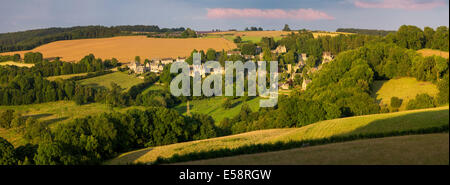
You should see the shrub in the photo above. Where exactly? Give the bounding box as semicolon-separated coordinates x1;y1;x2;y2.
0;137;17;165
406;93;436;110
390;97;402;108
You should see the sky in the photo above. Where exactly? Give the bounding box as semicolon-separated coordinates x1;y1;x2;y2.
0;0;448;33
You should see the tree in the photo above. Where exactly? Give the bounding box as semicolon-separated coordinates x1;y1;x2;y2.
181;28;197;38
0;109;15;128
135;56;141;63
260;37;276;50
241;43;257;55
282;24;291;31
432;26;449;51
0;137;17;165
423;27;435;48
390;97;402;109
222;98;233;109
206;48;217;61
395;25;425;50
233;36;242;43
406;93;436;110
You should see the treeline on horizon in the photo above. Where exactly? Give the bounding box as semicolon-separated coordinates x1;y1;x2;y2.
0;25;185;53
336;28;396;36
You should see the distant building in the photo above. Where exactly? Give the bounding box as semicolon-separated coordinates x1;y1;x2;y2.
271;45;287;54
161;58;174;65
128;61;148;74
302;79;312;91
298;53;308;65
176;57;186;63
255;46;262;55
227;50;241;56
322;52;334;64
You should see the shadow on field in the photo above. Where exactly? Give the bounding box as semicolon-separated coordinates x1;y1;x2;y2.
370;80;387;104
42;117;69;125
22;113;53;120
343;109;449;136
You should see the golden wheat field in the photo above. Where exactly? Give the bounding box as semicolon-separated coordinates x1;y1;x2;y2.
417;49;449;59
0;36;237;63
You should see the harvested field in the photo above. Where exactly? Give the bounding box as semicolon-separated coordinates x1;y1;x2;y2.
417;49;449;59
0;36;236;63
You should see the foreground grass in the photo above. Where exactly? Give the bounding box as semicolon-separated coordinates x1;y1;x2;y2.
0;100;145;146
78;71;143;90
177;133;449;165
106;106;449;165
372;77;439;110
174;97;261;123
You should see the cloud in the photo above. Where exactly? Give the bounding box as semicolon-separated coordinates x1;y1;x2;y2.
354;0;446;10
206;8;335;20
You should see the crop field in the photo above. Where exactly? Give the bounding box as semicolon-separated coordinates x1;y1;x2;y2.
372;77;439;110
106;106;449;164
174;96;261;123
0;36;237;63
178;133;449;165
77;72;143;90
0;61;35;68
417;49;449;59
0;100;145;146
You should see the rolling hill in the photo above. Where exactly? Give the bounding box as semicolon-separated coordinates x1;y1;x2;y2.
106;106;449;165
177;133;449;165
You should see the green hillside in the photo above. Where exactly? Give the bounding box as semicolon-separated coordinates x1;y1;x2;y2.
107;106;449;165
78;72;143;90
178;133;449;165
372;77;439;110
174;97;261;123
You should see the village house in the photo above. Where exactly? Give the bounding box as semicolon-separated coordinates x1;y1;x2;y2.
161;58;174;65
227;50;241;56
128;61;148;74
255;46;262;55
271;45;287;54
302;78;312;91
176;57;186;62
322;51;334;64
298;53;308;65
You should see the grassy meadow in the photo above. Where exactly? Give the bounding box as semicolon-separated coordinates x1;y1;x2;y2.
372;77;439;110
106;105;449;165
178;133;449;165
77;72;143;90
174;96;261;123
